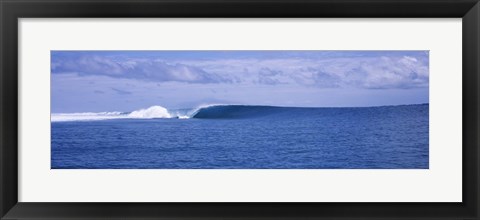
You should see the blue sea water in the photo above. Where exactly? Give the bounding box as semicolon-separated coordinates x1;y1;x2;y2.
51;104;429;169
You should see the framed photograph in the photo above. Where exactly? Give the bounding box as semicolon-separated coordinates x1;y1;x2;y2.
1;0;479;219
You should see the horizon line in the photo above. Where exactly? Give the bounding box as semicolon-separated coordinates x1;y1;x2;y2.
51;102;429;114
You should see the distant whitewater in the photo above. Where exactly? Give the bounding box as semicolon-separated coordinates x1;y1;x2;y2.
51;104;427;122
51;105;207;122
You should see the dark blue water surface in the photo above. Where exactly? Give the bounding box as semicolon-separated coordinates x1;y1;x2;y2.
51;104;429;169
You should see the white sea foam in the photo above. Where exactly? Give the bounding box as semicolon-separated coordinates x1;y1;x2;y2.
128;106;172;119
51;111;127;122
51;104;223;122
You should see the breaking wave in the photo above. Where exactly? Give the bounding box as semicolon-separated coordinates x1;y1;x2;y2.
51;104;219;122
51;103;429;122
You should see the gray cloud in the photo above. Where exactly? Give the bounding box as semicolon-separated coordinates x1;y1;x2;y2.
184;56;429;89
257;68;285;85
111;88;132;95
52;56;230;84
52;54;428;90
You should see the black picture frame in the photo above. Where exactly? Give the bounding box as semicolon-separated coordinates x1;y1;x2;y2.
1;0;479;219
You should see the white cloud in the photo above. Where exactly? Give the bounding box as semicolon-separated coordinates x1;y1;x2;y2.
52;56;230;84
181;55;429;89
52;53;429;89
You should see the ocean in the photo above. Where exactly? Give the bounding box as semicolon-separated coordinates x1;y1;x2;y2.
51;104;429;169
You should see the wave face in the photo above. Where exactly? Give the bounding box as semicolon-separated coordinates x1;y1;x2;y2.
51;104;428;122
191;105;289;119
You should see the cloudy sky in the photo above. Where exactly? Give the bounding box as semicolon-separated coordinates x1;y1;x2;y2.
51;51;429;113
